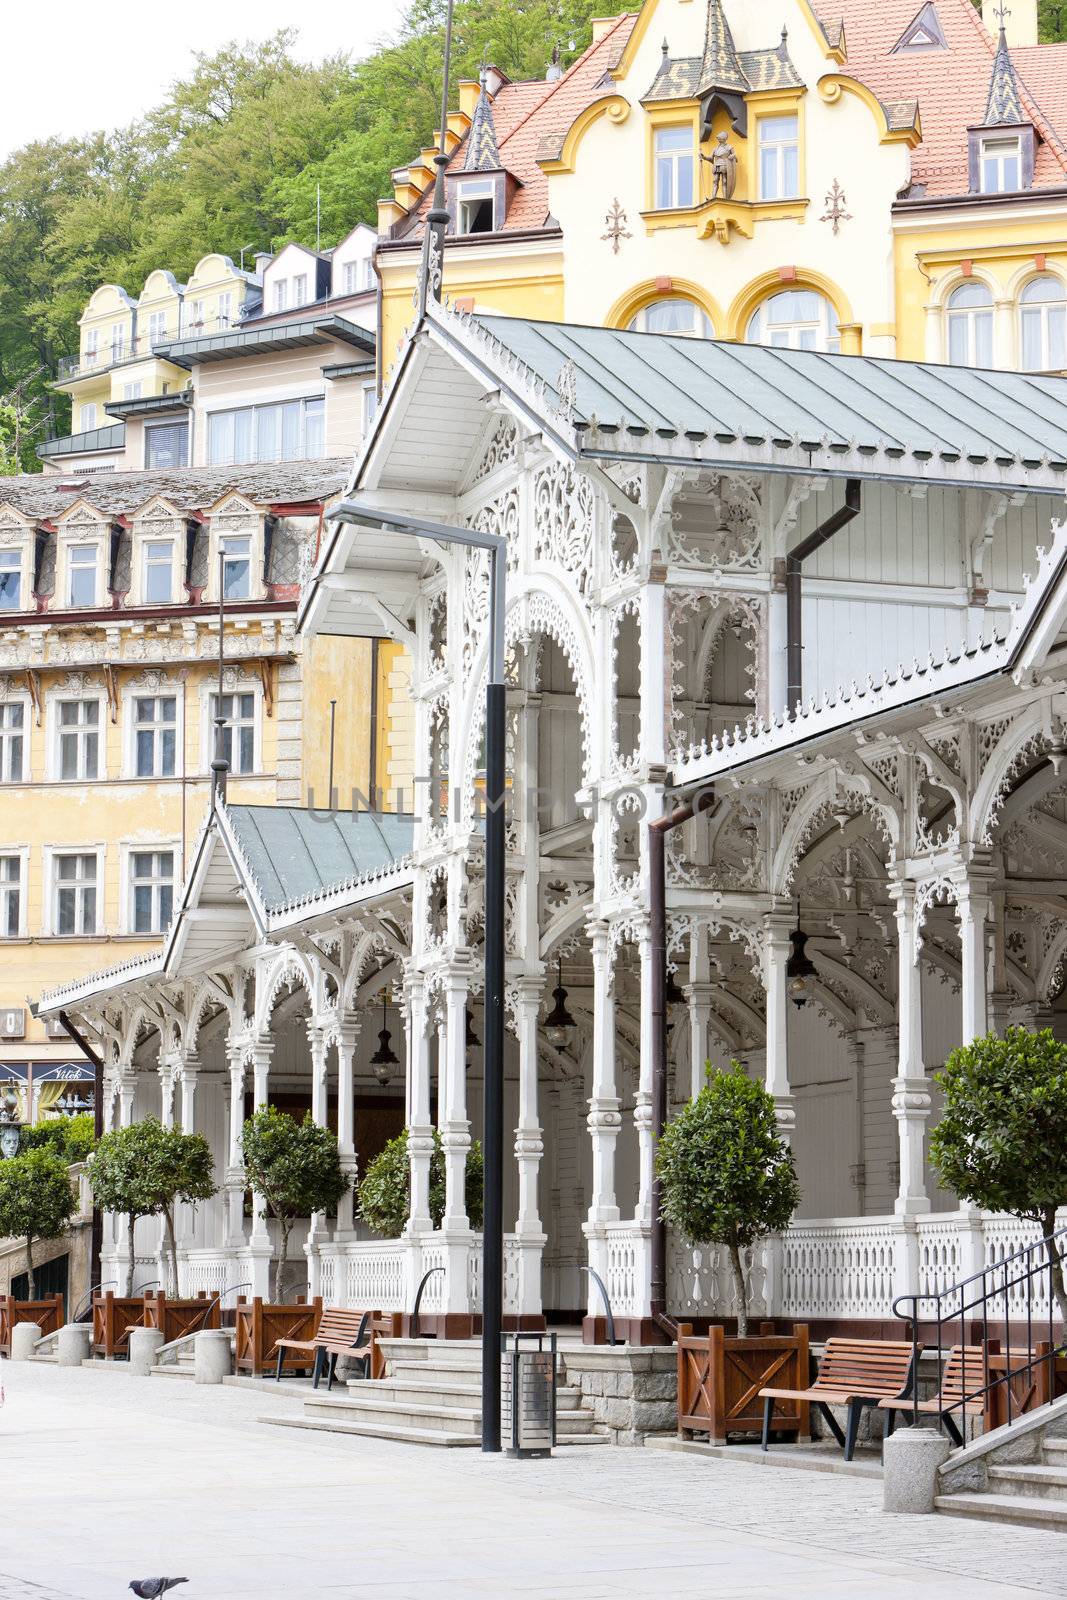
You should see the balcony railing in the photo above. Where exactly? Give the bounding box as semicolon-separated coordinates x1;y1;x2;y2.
56;311;238;380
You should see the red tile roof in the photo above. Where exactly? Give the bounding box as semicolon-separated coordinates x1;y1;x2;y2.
399;13;638;237
831;0;1067;195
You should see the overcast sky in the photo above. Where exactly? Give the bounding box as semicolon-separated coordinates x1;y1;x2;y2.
0;2;410;160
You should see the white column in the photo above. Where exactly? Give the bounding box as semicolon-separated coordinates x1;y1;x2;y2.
335;1022;359;1236
513;976;546;1318
440;968;471;1232
307;1027;330;1248
958;880;992;1045
640;579;667;767
118;1071;136;1127
890;883;931;1218
175;1054;200;1268
114;1070;137;1290
586;922;621;1227
405;977;434;1234
762;914;795;1139
249;1041;272;1251
225;1047;247;1247
159;1056;176;1130
635;922;655;1223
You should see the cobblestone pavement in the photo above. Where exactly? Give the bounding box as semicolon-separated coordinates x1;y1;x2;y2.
2;1360;1065;1599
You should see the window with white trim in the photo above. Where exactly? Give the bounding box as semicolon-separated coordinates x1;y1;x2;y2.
747;289;840;352
947;281;993;366
654;126;694;209
143;539;174;604
456;179;496;234
981;135;1021;194
148;310;167;345
344;259;375;294
362;382;378;434
220;537;252;600
217;291;233;330
53;853;98;935
0;549;21;610
67;544;98;607
0;703;25;782
134;695;177;777
144;422;189;471
80;403;98;432
758;114;800;200
210;691;255;774
629;299;713;338
57;700;100;780
122;381;143;401
292;273;308;305
0;856;21;938
110;322;126;362
129;849;174;934
184;298;205;334
84;328;99;365
273;278;288;312
1019;276;1067;372
206;397;325;465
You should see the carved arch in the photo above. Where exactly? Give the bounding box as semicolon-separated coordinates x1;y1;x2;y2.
971;705;1049;847
254;949;316;1033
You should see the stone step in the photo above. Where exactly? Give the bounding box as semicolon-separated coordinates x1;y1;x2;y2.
1043;1437;1067;1462
261;1413;479;1448
304;1391;602;1438
935;1491;1067;1529
150;1364;195;1381
362;1375;583;1410
987;1462;1067;1500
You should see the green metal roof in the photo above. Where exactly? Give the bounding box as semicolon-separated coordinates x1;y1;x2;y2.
157;314;375;367
225;804;414;913
104;391;191;420
440;310;1067;490
37;423;125;459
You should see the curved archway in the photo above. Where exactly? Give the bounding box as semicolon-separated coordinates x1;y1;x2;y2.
606;278;723;339
727;269;855;347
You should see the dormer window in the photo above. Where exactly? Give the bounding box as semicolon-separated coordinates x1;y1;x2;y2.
292;273;308;305
221;536;252;600
144;540;174;603
68;544;98;607
0;549;20;610
981;134;1022;193
457;179;495;234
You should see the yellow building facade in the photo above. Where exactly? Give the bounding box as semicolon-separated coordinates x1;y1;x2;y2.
376;0;1067;383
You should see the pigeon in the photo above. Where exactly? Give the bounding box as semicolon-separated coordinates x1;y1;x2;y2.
129;1582;189;1599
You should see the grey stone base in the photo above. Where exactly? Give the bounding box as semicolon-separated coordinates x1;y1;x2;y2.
563;1348;677;1446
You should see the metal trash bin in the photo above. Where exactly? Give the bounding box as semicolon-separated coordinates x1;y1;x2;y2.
501;1331;557;1458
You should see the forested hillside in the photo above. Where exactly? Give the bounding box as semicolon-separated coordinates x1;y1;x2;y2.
0;0;631;470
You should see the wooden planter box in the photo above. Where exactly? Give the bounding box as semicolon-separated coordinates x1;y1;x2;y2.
234;1297;322;1376
677;1321;811;1443
143;1291;220;1344
984;1343;1067;1431
92;1292;149;1359
0;1293;64;1355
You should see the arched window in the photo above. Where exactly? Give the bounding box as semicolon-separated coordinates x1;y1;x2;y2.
946;281;993;367
629;298;713;339
746;289;840;353
1019;275;1067;372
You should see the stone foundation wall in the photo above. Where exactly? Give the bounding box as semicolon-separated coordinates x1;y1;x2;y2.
563;1348;677;1446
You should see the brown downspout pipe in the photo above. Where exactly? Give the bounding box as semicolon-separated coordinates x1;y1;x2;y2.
649;789;719;1334
59;1009;104;1315
786;479;861;714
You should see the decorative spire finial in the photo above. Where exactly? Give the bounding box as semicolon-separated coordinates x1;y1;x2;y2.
418;0;455;316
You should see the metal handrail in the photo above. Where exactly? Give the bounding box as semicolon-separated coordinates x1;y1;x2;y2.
197;1280;254;1332
578;1266;623;1347
893;1221;1067;1442
72;1280;116;1323
411;1266;445;1338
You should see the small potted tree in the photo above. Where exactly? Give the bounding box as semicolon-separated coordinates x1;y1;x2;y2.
0;1148;77;1299
931;1027;1067;1399
657;1062;806;1443
241;1107;349;1301
358;1128;484;1237
88;1118;216;1296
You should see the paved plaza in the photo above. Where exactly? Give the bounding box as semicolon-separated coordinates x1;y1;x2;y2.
2;1361;1066;1599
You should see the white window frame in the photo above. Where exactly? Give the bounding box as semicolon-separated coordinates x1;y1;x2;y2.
981;135;1022;195
143;420;190;471
132;527;183;605
0;542;28;614
343;260;359;295
292;273;308;305
120;840;179;937
758;113;800;201
361;381;378;435
217;291;233;330
0;847;28;939
629;299;713;338
66;542;101;608
653;125;694;210
946;281;994;367
0;696;29;782
48;693;105;783
204;395;326;467
124;687;182;780
44;845;105;938
272;278;288;312
1019;275;1067;372
122;381;143;401
184;298;205;335
747;289;840;353
79;402;98;432
148;310;167;345
83;327;100;366
57;524;108;611
200;679;261;777
110;322;126;362
456;179;497;234
205;514;265;604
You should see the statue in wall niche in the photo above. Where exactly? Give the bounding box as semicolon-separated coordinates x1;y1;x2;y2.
703;133;738;202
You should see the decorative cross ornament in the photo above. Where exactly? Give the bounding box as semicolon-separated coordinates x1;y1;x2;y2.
601;199;632;255
821;179;852;235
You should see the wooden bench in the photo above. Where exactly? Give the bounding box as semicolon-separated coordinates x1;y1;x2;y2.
760;1337;920;1461
880;1344;987;1447
272;1307;376;1390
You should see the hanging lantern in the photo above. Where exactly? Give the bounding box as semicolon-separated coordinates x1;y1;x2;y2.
370;991;399;1087
544;958;577;1046
786;924;817;1010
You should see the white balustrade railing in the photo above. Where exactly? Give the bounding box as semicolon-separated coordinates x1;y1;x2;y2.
182;1251;240;1300
779;1218;898;1321
318;1250;338;1306
982;1216;1049;1318
603;1223;641;1318
342;1242;408;1310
